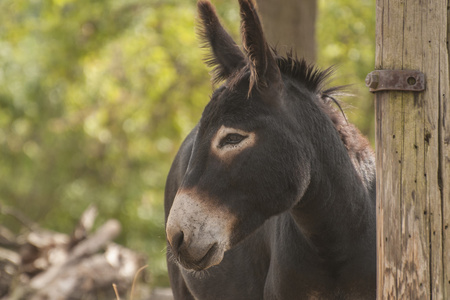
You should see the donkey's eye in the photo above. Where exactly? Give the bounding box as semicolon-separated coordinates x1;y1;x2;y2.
220;133;247;147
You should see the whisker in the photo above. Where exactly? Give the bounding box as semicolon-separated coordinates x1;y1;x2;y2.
323;93;349;125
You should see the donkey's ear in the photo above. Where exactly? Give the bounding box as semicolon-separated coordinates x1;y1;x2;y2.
198;0;246;83
239;0;281;93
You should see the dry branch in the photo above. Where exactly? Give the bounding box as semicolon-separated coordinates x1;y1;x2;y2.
0;205;152;300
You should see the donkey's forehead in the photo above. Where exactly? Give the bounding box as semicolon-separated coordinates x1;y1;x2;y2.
212;84;248;106
201;86;257;124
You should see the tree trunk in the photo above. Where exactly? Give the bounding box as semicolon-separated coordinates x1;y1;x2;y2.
257;0;317;62
375;0;450;298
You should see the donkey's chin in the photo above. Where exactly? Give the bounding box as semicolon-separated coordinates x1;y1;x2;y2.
177;243;225;271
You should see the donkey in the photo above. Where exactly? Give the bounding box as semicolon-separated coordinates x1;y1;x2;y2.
164;0;376;299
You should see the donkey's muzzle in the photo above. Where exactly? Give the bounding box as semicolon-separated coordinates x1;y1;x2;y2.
166;222;223;271
166;190;235;270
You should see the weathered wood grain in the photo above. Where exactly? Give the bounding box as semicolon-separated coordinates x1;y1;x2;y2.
375;0;449;298
441;2;450;298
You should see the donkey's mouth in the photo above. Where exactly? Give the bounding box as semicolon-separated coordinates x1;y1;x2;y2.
177;243;224;271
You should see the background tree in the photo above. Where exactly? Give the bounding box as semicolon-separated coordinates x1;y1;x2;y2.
0;0;375;287
258;0;317;62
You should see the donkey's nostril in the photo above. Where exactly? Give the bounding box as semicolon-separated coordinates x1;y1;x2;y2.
171;230;184;252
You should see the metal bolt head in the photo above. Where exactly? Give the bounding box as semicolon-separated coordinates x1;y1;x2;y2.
365;72;379;89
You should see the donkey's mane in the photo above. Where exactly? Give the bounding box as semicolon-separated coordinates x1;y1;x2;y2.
275;50;333;94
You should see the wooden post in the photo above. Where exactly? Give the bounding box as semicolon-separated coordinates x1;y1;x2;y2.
375;0;450;299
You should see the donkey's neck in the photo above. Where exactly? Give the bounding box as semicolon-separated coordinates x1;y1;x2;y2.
290;101;376;267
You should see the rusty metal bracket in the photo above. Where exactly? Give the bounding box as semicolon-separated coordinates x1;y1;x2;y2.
365;70;425;92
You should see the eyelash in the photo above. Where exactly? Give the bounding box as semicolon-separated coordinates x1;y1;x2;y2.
220;133;247;147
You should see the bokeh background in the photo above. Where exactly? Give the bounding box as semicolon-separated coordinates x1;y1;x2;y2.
0;0;375;287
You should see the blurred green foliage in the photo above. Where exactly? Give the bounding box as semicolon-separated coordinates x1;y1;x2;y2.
0;0;374;287
318;0;376;138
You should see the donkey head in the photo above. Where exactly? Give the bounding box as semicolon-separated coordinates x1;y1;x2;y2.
166;0;313;271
